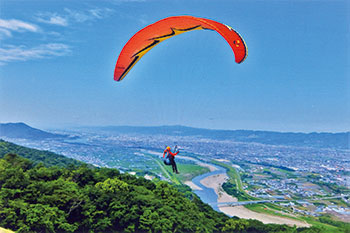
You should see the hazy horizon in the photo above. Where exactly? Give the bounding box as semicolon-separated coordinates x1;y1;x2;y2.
1;121;349;134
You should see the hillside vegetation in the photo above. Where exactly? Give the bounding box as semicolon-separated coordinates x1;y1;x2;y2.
0;141;339;232
0;153;325;233
0;140;82;167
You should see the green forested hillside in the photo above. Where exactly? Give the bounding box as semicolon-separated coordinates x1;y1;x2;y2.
0;153;324;233
0;140;82;167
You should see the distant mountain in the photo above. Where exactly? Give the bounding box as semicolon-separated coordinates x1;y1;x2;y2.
0;139;83;167
0;122;68;140
1;122;348;150
84;125;350;150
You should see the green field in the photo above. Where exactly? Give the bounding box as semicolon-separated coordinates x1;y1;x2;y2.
164;163;210;183
212;160;256;201
245;203;301;221
138;153;210;185
245;203;350;232
300;216;348;233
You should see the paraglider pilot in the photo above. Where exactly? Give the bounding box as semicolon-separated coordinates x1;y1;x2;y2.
163;146;179;174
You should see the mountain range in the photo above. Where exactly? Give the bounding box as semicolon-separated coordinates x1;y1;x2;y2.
0;122;348;150
83;125;350;150
0;122;68;140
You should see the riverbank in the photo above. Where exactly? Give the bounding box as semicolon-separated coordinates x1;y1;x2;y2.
220;205;310;227
199;172;310;227
200;173;237;203
184;181;202;190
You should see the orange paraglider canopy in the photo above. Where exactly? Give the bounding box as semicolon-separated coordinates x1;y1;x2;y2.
114;15;247;81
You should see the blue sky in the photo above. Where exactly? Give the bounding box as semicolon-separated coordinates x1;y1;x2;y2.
0;0;349;132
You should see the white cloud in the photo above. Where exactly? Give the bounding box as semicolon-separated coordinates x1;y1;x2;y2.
88;8;110;19
64;8;113;23
0;43;71;64
0;7;114;65
64;8;91;23
0;19;39;32
35;8;113;26
0;19;39;39
36;13;68;26
0;28;12;39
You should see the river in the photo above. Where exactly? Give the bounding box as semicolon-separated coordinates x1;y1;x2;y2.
187;158;311;227
191;163;226;211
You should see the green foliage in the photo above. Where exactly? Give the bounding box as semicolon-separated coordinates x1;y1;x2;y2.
318;215;350;231
173;184;194;200
95;177;129;193
213;160;255;201
222;182;248;200
315;181;350;194
222;218;250;232
0;140;82;167
0;153;341;233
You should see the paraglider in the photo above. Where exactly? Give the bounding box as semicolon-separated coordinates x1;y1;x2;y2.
113;16;248;175
114;15;247;81
163;145;180;174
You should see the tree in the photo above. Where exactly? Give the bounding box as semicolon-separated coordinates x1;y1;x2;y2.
222;218;249;232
